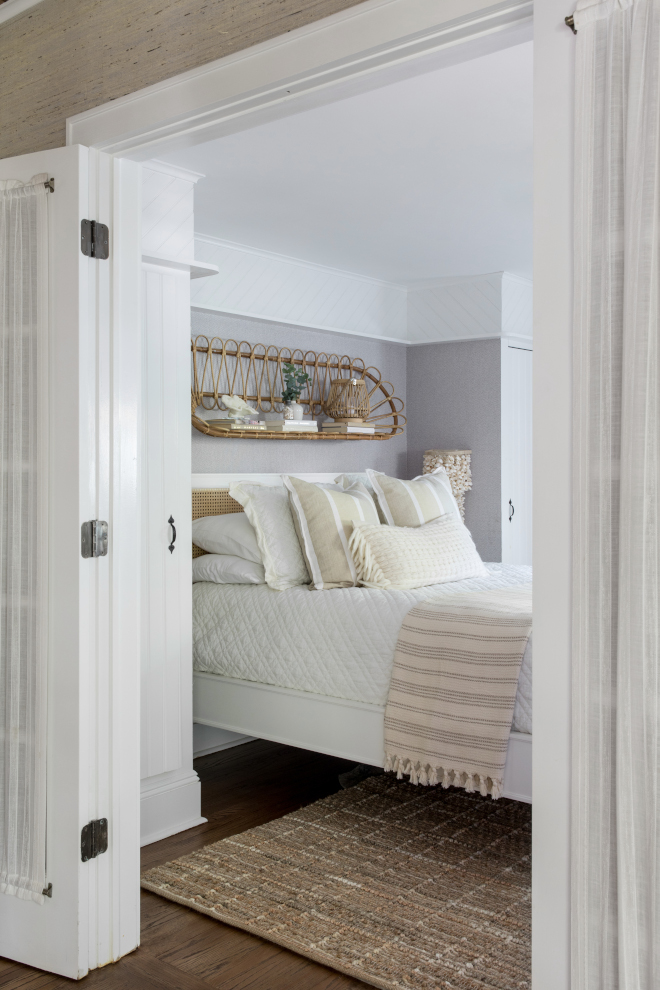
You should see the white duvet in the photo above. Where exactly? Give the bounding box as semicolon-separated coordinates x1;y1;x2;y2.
192;563;532;734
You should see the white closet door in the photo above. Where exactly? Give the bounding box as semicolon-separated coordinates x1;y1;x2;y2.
501;341;533;565
0;146;141;977
139;257;204;848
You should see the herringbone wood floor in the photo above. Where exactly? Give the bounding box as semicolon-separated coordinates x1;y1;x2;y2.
0;740;368;989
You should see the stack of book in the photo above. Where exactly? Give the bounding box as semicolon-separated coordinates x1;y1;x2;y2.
206;419;266;432
263;420;318;433
321;422;375;434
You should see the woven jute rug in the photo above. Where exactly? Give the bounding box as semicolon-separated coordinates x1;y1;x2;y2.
141;775;531;990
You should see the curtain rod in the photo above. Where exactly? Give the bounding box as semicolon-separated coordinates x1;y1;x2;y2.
565;14;577;33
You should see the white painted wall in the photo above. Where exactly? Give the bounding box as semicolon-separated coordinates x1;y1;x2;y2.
191;234;532;344
532;1;574;987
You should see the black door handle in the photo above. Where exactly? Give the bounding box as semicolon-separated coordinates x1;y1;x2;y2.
168;515;176;553
508;500;515;523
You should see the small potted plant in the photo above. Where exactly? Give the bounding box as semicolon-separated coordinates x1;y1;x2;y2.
281;363;311;420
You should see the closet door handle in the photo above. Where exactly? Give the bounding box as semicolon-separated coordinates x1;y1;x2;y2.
168;516;176;553
508;500;515;523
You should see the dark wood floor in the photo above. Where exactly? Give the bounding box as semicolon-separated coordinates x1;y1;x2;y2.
0;740;370;989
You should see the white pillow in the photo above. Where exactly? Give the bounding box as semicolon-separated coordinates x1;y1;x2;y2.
192;512;262;563
349;514;487;590
192;553;265;585
229;482;310;591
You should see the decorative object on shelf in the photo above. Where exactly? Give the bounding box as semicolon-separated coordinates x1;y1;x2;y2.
264;420;318;433
221;394;254;419
191;336;405;440
281;362;310;421
206;420;266;432
283;401;305;421
324;377;370;424
423;450;472;519
321;422;374;434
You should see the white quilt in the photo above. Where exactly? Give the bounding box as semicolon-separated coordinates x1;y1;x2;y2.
192;563;532;734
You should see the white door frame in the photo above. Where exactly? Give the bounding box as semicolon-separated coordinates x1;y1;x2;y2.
67;3;571;988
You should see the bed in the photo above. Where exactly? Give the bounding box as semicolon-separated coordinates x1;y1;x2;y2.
191;473;532;802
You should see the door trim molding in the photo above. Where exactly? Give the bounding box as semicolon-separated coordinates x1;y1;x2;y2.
66;0;532;161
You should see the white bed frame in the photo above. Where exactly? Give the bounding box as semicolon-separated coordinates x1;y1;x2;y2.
191;473;532;803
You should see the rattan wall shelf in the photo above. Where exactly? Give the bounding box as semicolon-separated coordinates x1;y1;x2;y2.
191;336;405;440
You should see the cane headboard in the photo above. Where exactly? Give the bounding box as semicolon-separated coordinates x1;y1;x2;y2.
191;473;339;558
191;488;242;558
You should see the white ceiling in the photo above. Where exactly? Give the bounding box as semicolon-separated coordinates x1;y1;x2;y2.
165;41;533;284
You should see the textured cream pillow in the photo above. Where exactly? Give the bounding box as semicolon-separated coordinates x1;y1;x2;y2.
366;467;460;527
229;482;309;590
284;476;380;590
349;514;487;590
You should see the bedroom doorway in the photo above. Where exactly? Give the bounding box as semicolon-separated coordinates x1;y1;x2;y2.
134;16;537;987
0;0;572;986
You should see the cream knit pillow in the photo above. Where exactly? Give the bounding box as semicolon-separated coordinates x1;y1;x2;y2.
366;467;460;527
284;476;380;590
349;514;487;590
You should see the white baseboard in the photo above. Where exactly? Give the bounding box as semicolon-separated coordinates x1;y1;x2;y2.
140;767;206;846
193;722;255;759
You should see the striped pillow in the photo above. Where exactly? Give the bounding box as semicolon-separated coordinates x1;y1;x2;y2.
284;477;380;590
366;467;460;527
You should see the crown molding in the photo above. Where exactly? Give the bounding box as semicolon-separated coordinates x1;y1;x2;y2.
142;159;205;183
191;305;411;345
406;271;505;290
501;271;533;286
66;0;533;158
194;233;407;291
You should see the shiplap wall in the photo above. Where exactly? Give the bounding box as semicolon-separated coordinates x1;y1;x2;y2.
192;236;533;344
0;0;366;158
406;272;533;343
192;235;408;341
142;161;202;261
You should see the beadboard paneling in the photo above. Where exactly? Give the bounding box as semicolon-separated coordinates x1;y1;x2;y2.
191;236;408;341
501;273;533;338
407;273;504;343
141;263;194;781
407;272;533;343
0;0;367;158
142;162;199;261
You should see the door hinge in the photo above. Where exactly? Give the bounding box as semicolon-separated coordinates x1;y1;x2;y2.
81;219;109;259
81;819;108;863
81;520;108;558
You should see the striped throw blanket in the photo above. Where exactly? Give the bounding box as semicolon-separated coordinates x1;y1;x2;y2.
384;584;532;799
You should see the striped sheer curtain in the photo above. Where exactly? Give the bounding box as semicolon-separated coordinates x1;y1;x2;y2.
573;0;660;985
0;175;49;903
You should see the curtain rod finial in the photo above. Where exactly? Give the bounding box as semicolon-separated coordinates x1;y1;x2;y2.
565;14;577;33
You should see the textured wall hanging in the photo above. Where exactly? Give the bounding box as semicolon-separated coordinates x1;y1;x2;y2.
423;449;472;519
191;336;405;440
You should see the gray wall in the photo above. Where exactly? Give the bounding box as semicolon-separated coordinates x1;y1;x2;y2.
406;339;502;561
191;309;408;477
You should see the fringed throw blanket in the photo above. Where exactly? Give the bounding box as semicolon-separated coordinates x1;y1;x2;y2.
384;584;532;798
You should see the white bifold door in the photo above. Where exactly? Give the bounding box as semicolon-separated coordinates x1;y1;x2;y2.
0;146;141;977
